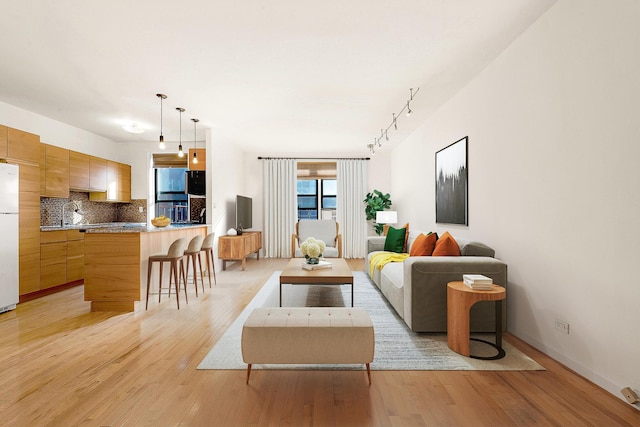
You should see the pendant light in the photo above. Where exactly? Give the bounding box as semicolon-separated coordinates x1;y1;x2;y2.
176;107;185;157
191;118;199;164
156;93;167;149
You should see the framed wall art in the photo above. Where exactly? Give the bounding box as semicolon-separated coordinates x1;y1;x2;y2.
435;136;468;225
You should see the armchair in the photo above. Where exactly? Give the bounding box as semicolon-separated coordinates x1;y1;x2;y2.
291;220;342;258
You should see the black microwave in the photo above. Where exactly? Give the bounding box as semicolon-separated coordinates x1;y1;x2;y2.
186;171;206;195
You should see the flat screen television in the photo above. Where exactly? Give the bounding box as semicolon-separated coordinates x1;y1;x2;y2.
236;195;252;230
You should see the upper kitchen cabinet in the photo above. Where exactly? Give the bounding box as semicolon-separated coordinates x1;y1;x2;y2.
40;143;70;198
89;156;107;192
0;125;7;157
90;160;131;202
7;127;40;164
69;150;91;190
188;148;206;171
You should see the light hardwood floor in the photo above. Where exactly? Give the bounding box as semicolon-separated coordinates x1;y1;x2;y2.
1;258;638;426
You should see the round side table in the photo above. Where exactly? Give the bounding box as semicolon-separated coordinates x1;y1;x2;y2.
447;281;506;360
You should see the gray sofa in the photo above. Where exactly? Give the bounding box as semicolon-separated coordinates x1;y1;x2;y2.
366;231;508;333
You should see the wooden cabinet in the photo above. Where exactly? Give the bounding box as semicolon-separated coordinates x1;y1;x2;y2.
0;125;7;157
188;148;206;171
69;150;91;190
218;231;262;271
118;162;131;202
40;143;70;198
19;165;41;295
40;230;85;290
66;230;85;282
7;127;40;164
89;156;107;191
40;231;67;290
90;160;131;202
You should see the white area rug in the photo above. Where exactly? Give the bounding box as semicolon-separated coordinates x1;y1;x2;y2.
197;271;544;371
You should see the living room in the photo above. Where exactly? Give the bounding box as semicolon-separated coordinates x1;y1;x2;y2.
1;0;639;425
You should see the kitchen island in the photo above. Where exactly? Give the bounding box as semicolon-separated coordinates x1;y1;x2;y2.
81;223;208;312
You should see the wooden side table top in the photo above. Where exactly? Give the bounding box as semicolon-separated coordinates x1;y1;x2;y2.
447;281;506;299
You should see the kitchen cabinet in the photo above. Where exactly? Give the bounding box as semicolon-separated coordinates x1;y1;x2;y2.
69;150;91;190
90;160;131;202
7;127;40;164
0;125;7;157
40;143;70;198
118;162;131;202
89;156;107;191
19;164;41;295
188;148;206;171
66;230;84;282
40;231;67;290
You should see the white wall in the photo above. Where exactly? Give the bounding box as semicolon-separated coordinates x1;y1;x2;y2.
392;0;640;403
0;101;119;159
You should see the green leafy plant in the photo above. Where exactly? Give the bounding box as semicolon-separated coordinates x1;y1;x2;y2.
364;189;392;235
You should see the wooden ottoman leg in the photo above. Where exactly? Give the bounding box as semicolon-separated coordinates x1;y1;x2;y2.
246;364;252;385
366;363;371;386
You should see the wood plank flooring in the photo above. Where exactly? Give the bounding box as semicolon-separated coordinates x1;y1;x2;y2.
1;258;638;426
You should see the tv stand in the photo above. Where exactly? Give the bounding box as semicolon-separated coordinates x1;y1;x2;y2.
218;231;262;271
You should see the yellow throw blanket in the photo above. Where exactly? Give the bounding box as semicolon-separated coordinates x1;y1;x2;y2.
369;252;410;276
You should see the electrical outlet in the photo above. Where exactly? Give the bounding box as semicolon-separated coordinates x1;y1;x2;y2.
555;319;570;334
138;206;144;213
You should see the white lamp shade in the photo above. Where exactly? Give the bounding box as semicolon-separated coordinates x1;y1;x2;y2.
376;210;397;224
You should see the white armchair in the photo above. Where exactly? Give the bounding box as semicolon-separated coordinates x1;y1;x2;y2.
291;220;342;258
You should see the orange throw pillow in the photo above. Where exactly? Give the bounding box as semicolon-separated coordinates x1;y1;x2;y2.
432;231;461;256
409;233;437;256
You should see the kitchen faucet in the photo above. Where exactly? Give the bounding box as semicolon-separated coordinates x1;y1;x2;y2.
61;201;82;226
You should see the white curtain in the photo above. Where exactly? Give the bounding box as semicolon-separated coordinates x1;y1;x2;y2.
336;159;368;258
263;159;297;258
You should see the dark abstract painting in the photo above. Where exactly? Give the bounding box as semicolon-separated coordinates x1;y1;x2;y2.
436;136;468;225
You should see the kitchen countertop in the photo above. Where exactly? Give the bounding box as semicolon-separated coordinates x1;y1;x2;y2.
40;222;208;233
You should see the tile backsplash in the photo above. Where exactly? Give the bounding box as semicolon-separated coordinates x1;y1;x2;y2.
40;191;147;226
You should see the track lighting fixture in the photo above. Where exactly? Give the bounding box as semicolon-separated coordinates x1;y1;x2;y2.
176;107;185;157
156;93;167;149
191;118;199;164
367;87;419;152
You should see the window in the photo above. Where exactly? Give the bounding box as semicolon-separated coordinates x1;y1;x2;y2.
297;179;336;220
155;168;189;222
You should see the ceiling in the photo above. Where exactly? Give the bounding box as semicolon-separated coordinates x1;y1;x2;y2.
0;0;555;154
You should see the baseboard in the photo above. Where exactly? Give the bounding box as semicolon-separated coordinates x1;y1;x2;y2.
19;280;84;303
510;327;639;411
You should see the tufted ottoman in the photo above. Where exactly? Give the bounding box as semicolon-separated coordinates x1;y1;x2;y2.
241;307;375;384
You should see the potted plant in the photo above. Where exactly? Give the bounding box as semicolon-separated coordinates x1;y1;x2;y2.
364;189;392;235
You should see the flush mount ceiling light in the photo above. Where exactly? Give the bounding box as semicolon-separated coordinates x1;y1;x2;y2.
191;118;199;164
122;123;145;134
176;107;185;157
368;87;419;155
156;93;167;150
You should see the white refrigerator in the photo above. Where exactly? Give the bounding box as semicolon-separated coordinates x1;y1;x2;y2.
0;162;19;314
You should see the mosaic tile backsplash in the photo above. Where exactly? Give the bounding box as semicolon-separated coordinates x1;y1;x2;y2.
41;192;147;226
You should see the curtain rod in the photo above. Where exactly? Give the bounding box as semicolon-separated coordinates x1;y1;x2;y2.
257;156;370;160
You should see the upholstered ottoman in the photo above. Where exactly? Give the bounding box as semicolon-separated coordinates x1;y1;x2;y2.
241;307;375;384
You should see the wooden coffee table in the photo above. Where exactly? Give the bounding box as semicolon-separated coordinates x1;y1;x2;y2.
279;258;354;307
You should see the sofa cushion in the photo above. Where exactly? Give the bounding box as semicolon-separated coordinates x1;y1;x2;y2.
384;223;409;251
384;226;406;253
460;241;496;257
432;231;461;256
409;232;437;256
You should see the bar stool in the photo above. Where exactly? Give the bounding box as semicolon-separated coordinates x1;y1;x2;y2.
184;235;205;296
200;232;217;287
146;237;188;310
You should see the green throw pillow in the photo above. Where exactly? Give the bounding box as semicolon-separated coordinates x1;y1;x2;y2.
384;226;407;253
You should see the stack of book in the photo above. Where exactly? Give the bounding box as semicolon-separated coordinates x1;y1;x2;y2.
301;260;332;270
462;274;493;290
